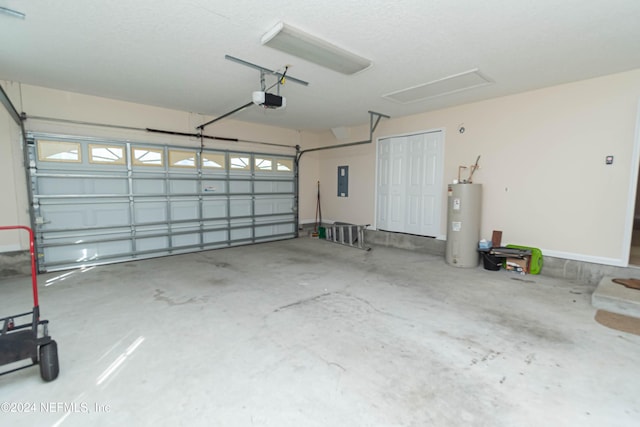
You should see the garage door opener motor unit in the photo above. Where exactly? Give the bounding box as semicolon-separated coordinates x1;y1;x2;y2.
0;226;60;381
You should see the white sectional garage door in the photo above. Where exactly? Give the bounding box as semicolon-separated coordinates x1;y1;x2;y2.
28;133;296;272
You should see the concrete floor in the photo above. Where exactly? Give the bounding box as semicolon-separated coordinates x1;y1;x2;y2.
1;237;639;426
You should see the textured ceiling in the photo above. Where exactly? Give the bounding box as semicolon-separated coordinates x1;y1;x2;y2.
1;0;640;131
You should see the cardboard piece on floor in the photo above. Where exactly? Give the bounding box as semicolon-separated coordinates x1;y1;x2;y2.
595;310;640;336
612;278;640;290
505;256;529;274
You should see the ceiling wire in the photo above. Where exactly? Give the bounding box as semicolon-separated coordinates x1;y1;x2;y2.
0;6;26;19
263;66;289;95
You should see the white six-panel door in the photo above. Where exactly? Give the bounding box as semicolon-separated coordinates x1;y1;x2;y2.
377;131;444;237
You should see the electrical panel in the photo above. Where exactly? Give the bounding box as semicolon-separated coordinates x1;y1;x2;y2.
338;166;349;197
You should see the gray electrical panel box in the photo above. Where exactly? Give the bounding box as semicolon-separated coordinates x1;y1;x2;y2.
338;166;349;197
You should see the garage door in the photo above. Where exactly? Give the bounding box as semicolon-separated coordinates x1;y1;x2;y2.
27;133;296;272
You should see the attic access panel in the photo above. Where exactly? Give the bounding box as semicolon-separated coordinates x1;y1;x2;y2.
383;69;493;103
27;133;296;272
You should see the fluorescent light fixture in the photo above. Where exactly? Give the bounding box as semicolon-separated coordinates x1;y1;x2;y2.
261;22;371;75
0;6;26;19
383;69;493;103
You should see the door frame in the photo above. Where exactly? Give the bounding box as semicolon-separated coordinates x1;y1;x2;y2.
624;98;640;266
374;128;446;239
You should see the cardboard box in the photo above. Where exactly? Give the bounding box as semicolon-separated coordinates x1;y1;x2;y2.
505;244;543;275
505;256;529;273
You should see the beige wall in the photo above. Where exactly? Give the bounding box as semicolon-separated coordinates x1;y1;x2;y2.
316;133;377;227
315;69;640;266
2;69;640;266
15;84;305;151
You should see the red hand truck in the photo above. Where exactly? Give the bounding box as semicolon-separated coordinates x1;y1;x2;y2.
0;225;59;381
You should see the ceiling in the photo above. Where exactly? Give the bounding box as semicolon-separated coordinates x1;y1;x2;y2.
1;0;640;132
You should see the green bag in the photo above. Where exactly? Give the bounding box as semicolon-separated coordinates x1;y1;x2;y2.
506;244;543;274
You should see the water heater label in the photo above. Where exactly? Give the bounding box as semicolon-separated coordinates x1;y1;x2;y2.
451;221;462;232
453;198;461;210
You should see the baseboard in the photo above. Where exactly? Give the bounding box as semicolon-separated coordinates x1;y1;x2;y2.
299;218;338;226
362;230;637;286
0;243;22;253
364;229;445;256
541;249;626;267
0;249;31;278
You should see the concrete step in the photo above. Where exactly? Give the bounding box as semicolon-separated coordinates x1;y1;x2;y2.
592;276;640;318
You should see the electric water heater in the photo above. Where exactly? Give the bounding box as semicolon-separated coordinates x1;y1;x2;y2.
445;183;482;268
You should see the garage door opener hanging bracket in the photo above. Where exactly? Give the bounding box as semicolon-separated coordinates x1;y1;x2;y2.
196;55;309;131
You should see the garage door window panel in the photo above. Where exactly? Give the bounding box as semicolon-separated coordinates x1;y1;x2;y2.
202;152;226;170
276;158;293;172
132;147;164;167
230;154;251;170
89;144;125;165
169;150;197;168
255;157;273;172
37;140;82;163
